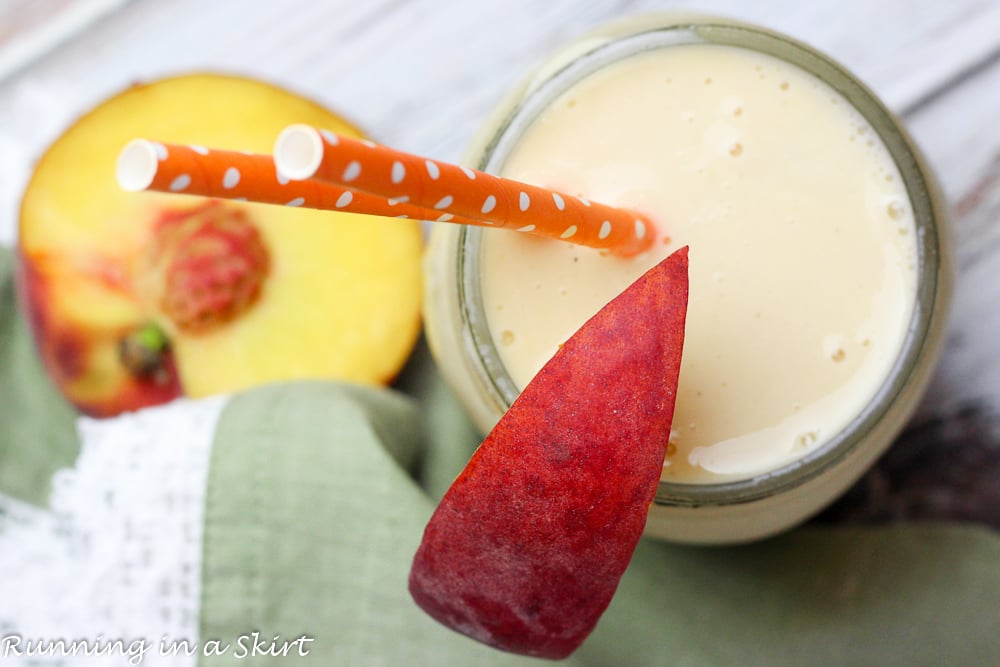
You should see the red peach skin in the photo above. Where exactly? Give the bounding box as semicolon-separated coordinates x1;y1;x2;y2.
409;246;689;659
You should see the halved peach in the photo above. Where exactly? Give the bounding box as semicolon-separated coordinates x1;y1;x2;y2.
18;74;423;417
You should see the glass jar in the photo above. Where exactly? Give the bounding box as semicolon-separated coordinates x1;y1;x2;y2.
422;15;952;544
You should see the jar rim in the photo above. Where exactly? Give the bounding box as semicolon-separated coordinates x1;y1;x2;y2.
456;19;947;507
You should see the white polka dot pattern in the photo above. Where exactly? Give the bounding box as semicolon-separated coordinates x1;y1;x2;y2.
391;161;406;184
121;130;658;256
222;167;240;189
320;129;339;145
635;219;647;240
342;160;361;182
116;141;478;225
279;127;656;254
169;174;191;191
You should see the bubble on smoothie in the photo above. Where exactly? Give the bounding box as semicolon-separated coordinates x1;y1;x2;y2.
705;120;743;158
887;199;906;220
823;334;848;362
666;432;679;458
794;430;819;449
720;95;745;119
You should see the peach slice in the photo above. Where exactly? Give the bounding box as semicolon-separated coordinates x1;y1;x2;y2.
409;248;689;659
18;74;423;417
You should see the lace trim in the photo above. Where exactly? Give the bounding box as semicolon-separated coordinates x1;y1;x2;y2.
0;395;227;665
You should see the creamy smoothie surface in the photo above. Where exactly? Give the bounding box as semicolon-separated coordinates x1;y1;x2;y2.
480;44;918;483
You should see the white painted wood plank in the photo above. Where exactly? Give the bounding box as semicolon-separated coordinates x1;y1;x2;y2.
906;58;1000;202
903;58;1000;420
748;0;1000;114
921;167;1000;422
0;0;134;81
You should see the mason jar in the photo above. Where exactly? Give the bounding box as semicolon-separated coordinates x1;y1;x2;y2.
422;14;951;544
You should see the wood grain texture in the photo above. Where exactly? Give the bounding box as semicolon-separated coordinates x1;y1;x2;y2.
0;0;133;80
903;55;1000;418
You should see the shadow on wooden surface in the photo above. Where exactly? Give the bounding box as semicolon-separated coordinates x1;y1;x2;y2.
818;404;999;528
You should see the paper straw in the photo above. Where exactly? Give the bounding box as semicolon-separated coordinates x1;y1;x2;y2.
115;139;492;226
274;125;655;255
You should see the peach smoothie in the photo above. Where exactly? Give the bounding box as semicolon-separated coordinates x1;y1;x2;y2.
481;43;917;484
423;17;950;543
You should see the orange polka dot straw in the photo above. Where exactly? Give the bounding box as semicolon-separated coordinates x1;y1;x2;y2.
117;129;656;256
274;125;656;256
116;139;492;227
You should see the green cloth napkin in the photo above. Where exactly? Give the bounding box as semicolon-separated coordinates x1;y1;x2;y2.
593;525;1000;666
0;247;79;506
199;367;1000;666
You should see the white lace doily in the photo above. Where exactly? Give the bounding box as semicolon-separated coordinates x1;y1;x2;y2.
0;395;227;666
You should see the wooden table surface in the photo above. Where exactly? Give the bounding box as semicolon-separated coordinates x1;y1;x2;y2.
1;0;998;527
